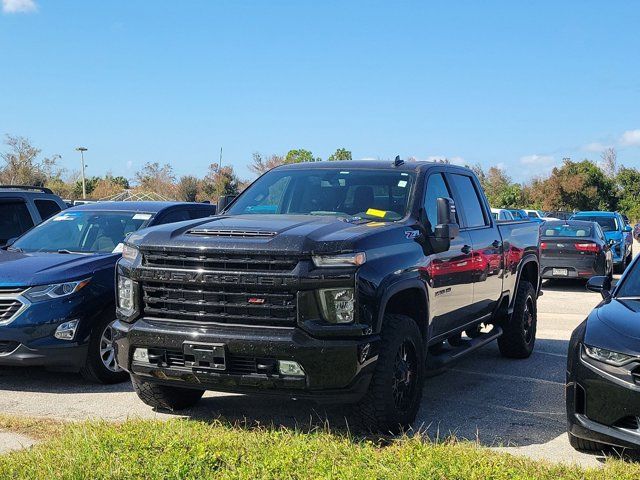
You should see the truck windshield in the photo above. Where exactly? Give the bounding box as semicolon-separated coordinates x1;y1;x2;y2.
10;210;154;254
228;168;416;221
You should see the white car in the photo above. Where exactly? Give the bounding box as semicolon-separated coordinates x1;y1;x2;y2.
523;209;559;221
491;208;515;221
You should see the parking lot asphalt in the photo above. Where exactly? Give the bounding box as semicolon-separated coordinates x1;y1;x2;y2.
0;244;637;467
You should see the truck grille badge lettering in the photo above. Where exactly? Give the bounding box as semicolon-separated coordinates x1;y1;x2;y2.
137;269;297;287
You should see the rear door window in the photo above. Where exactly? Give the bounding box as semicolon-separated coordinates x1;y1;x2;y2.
0;201;35;244
449;174;488;228
34;199;62;221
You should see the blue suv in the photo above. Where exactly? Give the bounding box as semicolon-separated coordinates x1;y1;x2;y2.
569;211;632;273
0;201;215;383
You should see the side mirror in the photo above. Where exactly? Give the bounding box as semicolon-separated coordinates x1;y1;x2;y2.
428;197;460;254
623;225;632;233
217;195;236;213
586;276;612;299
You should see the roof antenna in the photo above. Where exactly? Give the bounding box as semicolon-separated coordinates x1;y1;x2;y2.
394;155;404;167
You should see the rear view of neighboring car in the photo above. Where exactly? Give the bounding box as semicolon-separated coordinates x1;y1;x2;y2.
0;202;215;383
566;261;640;452
634;223;640;243
491;208;514;221
540;221;613;280
570;211;633;273
525;209;559;222
509;209;529;221
546;211;573;221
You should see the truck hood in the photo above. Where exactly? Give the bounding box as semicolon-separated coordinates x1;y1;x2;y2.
0;250;119;287
132;214;398;254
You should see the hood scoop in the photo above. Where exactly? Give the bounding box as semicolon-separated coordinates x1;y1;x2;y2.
186;228;278;238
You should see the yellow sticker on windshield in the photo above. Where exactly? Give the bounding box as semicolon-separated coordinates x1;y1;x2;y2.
366;208;387;218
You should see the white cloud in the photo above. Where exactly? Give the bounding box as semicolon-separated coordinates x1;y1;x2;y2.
126;160;133;170
519;154;555;166
620;129;640;147
2;0;37;13
582;142;612;153
517;154;558;179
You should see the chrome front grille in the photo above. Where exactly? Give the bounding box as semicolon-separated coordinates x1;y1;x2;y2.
0;298;23;324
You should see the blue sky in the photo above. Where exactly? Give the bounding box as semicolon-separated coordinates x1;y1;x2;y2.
1;0;639;183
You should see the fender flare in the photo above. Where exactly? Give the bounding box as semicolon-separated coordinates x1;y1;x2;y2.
510;254;540;311
375;276;429;336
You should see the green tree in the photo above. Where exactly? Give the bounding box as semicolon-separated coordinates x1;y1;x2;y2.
0;134;62;186
284;149;319;164
176;175;201;202
525;159;616;211
73;176;100;198
134;162;176;195
249;152;285;175
616;166;640;221
327;148;352;162
201;163;240;201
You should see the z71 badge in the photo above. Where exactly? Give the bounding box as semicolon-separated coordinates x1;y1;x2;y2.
405;230;421;240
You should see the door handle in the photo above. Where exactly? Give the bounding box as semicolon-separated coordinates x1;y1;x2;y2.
461;245;472;255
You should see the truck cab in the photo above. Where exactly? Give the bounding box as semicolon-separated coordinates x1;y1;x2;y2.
114;160;540;431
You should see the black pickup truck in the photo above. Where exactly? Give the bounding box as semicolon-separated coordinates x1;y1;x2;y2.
114;160;540;431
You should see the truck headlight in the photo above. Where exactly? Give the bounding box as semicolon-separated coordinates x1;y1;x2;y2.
122;244;140;262
24;278;91;302
117;276;136;317
318;288;355;324
312;252;366;268
583;344;636;366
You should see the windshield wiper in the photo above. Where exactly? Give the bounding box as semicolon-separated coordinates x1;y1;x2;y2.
57;249;92;255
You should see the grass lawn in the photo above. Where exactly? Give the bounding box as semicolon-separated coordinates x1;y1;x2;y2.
0;415;638;479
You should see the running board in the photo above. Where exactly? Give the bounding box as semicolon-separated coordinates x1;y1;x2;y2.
426;326;503;372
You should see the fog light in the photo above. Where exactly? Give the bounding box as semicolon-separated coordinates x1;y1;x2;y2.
54;319;79;340
318;288;355;323
133;348;149;363
278;360;305;377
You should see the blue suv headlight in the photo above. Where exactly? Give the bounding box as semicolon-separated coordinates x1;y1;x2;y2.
24;278;91;302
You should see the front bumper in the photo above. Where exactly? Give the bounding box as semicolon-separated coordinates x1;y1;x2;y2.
0;288;106;370
0;342;88;369
566;347;640;449
114;318;379;403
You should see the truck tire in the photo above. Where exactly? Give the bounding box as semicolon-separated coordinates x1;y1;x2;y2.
350;314;424;433
568;433;607;452
80;315;129;384
498;280;537;359
131;376;205;411
615;254;627;274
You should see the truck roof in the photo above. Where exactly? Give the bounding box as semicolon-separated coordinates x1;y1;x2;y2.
274;159;471;174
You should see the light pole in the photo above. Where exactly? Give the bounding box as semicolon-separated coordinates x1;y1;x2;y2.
76;147;88;199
